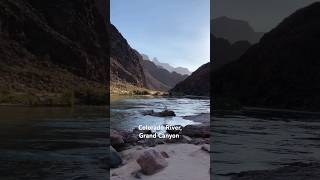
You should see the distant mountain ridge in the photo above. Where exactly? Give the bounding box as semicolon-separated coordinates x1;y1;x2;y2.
212;2;320;110
211;16;264;44
149;57;192;75
142;60;188;91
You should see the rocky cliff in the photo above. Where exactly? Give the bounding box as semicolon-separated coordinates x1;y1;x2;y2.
212;2;320;110
171;63;210;96
110;24;146;87
0;0;109;105
110;23;188;93
212;35;251;71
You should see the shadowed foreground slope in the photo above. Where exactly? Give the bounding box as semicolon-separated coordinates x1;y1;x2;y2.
0;0;109;105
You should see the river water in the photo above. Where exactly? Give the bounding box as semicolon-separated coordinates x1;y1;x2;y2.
110;96;210;131
6;98;316;180
0;97;210;179
212;110;320;180
0;106;108;180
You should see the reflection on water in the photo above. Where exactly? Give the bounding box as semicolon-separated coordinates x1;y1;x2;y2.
110;96;210;131
0;106;108;179
212;112;320;180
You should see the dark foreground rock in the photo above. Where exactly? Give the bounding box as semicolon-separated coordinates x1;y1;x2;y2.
232;162;320;180
111;124;210;152
142;110;176;117
136;148;168;175
110;146;123;168
166;125;183;134
110;129;125;150
132;127;152;135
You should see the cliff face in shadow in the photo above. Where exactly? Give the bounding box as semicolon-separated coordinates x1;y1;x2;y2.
110;28;188;92
0;0;109;105
212;35;251;71
168;35;249;96
212;2;320;110
171;62;210;96
211;16;264;44
110;24;147;87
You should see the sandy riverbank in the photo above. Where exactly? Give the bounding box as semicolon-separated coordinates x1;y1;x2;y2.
111;143;210;180
110;113;210;180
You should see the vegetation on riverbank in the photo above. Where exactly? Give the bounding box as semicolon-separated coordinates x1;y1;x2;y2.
0;62;108;106
110;81;167;96
0;85;108;107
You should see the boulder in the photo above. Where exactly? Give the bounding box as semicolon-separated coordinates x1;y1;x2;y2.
142;110;176;117
158;110;176;117
182;125;210;138
110;146;122;168
125;135;139;144
137;140;146;146
133;127;152;135
142;110;155;116
111;129;125;148
166;125;182;134
136;148;168;175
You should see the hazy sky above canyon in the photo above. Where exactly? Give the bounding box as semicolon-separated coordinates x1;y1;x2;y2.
111;0;210;71
212;0;319;32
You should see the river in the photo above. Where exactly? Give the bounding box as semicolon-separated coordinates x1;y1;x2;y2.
0;106;108;180
0;96;210;179
3;102;318;180
212;110;320;180
110;95;210;131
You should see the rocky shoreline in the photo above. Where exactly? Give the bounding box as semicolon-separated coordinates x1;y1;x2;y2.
110;113;210;180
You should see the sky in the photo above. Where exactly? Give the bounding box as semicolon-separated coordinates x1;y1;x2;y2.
212;0;319;32
111;0;210;72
